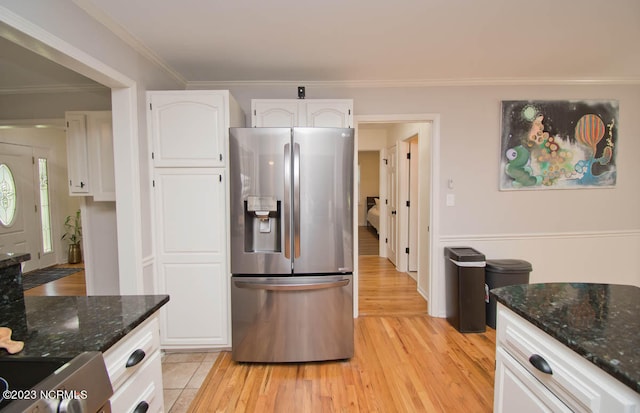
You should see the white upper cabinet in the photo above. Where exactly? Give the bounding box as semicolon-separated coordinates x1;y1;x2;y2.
252;99;353;127
305;100;353;128
65;111;115;200
148;90;244;167
251;100;300;127
89;111;116;201
66;113;91;195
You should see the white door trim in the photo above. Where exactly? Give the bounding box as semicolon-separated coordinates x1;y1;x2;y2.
1;7;143;293
355;114;441;317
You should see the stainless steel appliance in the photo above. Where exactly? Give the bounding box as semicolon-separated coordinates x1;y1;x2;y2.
0;352;113;413
229;127;354;362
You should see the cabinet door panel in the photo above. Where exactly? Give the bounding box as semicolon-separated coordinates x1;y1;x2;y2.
305;100;353;127
89;111;115;201
154;168;229;347
495;348;572;413
150;93;226;167
252;100;300;127
66;113;90;194
161;263;228;346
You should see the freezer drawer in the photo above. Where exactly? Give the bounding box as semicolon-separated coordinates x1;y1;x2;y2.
231;275;354;362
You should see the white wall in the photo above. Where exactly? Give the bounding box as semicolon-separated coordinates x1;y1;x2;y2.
225;83;640;316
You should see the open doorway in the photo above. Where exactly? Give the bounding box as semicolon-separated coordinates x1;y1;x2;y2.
358;150;380;256
0;16;140;294
355;116;438;316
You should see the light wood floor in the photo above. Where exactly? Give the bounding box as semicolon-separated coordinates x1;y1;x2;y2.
191;257;496;412
25;259;497;412
358;226;379;256
23;264;87;297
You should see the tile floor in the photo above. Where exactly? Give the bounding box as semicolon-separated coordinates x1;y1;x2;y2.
161;351;221;412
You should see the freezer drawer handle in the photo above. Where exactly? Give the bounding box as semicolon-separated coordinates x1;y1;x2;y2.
234;279;350;291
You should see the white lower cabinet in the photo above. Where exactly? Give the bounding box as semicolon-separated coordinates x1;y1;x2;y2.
103;315;164;412
494;305;640;413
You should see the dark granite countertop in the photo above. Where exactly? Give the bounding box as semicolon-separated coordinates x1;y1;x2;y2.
491;283;640;394
0;253;30;270
0;295;169;361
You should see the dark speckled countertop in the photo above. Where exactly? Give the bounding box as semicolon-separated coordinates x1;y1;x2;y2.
0;295;169;361
491;283;639;394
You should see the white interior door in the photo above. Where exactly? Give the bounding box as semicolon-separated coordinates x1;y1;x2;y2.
408;140;419;272
386;145;397;266
0;143;39;272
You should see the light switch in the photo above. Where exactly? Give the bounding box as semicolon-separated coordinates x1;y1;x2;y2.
446;194;455;206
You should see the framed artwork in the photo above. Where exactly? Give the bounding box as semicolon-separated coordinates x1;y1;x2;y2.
500;100;618;190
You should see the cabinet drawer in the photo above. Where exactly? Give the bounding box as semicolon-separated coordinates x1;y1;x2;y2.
104;316;160;389
110;351;163;413
497;306;640;413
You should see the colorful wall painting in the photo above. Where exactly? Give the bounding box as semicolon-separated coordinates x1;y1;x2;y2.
500;100;618;190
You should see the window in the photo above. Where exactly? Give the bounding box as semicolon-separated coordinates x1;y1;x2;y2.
38;158;53;253
0;163;17;227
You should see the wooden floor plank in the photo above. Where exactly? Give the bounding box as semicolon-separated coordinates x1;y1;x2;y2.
189;257;495;412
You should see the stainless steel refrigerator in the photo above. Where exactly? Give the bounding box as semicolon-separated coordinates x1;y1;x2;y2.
229;127;354;362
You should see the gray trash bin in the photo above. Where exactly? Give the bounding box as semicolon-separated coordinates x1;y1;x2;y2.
485;259;532;329
444;247;486;333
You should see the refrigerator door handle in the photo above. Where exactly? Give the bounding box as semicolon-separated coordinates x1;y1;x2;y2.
284;143;291;259
293;143;301;258
233;278;350;291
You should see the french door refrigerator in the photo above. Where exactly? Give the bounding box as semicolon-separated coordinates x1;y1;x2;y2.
229;127;354;362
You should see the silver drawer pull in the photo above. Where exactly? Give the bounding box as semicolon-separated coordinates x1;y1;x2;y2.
125;348;146;368
529;354;553;374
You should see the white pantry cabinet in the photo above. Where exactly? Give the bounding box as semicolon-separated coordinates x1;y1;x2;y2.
65;111;115;200
148;90;243;349
251;99;353;127
494;305;640;413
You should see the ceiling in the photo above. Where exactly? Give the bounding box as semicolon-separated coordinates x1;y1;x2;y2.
1;0;639;91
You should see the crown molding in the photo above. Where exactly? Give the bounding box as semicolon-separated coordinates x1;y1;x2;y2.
0;83;109;95
71;0;187;88
188;77;640;89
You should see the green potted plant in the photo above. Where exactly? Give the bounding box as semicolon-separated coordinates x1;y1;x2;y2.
62;209;82;264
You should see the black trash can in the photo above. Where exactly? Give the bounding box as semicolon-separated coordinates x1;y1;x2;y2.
444;247;486;333
485;259;532;329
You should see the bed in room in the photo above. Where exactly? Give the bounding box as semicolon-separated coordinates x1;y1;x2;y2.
366;196;380;236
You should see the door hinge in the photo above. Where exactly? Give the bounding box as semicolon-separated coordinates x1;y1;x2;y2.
385;238;388;244
152;180;155;187
219;154;223;162
405;247;410;254
35;204;38;213
149;103;152;110
32;156;35;165
253;109;257;115
406;153;411;160
151;152;155;160
406;200;410;207
383;158;388;165
385;199;388;205
348;109;351;115
38;252;41;259
219;175;222;182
